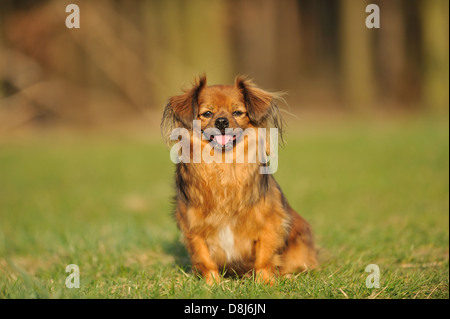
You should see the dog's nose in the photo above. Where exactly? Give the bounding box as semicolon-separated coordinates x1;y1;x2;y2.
215;117;229;130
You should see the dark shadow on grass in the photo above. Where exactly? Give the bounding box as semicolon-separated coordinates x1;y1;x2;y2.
161;239;329;280
161;238;192;271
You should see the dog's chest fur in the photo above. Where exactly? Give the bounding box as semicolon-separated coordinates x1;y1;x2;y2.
216;225;237;261
178;161;264;209
179;162;266;268
205;218;254;270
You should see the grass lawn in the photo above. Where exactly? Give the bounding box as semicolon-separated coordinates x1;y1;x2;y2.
0;116;448;299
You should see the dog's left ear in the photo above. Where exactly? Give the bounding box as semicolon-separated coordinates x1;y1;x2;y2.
235;76;272;124
235;76;284;141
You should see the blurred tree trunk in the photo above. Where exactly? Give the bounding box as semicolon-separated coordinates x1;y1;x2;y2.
142;0;185;108
0;1;11;100
182;0;233;85
339;0;376;111
420;0;449;113
0;33;3;100
274;0;302;91
231;0;278;88
377;0;407;107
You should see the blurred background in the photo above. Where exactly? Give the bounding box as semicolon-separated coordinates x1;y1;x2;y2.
0;0;448;134
0;0;448;298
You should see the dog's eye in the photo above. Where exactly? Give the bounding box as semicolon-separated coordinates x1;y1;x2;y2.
201;111;213;118
233;111;244;117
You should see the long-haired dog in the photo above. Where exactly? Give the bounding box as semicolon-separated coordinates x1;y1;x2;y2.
161;75;318;284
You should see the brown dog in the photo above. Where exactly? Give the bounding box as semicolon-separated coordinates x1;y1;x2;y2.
161;75;318;285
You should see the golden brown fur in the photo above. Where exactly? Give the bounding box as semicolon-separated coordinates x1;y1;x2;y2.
161;75;318;284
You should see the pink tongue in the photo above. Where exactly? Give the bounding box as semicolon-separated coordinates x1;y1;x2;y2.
214;135;232;146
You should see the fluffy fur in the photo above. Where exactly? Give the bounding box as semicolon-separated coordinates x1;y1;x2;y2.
161;75;318;285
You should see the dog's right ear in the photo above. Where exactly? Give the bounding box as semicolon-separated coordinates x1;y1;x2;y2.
161;75;207;143
168;75;207;128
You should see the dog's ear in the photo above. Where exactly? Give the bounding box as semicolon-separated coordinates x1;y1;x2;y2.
161;75;207;143
235;75;284;142
166;75;207;127
170;75;207;128
235;76;272;125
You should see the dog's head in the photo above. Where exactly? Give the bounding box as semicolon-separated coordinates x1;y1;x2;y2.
161;75;284;149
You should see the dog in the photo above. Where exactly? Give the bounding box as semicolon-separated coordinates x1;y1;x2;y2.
161;75;318;285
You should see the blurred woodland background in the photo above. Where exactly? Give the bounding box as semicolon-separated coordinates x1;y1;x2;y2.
0;0;448;133
0;1;448;299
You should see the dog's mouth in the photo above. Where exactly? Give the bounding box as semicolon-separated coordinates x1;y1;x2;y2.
202;130;242;148
211;134;235;146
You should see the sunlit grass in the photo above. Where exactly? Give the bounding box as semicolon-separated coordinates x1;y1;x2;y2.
0;117;448;298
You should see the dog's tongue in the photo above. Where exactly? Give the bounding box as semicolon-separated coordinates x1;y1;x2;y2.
214;135;232;146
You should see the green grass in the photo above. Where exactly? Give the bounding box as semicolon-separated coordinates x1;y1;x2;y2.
0;117;448;299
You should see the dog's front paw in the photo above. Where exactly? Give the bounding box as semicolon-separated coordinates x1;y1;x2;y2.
255;268;276;286
204;270;222;285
